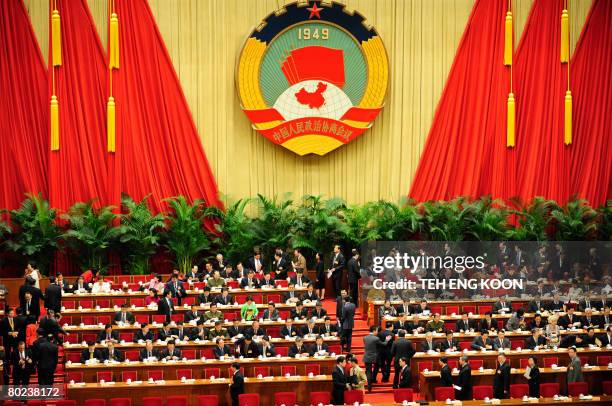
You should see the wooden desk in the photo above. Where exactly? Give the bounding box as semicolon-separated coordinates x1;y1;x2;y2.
67;375;332;406
65;356;337;382
410;347;612;385
419;367;612;400
372;396;612;406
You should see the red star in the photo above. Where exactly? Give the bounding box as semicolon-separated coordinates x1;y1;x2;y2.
307;2;322;19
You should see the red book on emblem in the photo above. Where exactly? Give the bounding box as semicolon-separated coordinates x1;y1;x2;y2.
281;46;345;87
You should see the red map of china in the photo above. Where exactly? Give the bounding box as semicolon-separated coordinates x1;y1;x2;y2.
295;82;327;109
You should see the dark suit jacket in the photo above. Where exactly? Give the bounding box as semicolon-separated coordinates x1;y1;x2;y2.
80;348;103;363
455;319;473;332
139;348;159;361
1;316;23;347
308;343;329;356
259;344;276;358
331;253;346;279
420;340;438;352
11;348;34;376
114;312;135;324
288;344;310;357
281;326;300;338
440;364;453;386
471;336;493;350
164;281;186;298
525;335;547;350
347;257;361;283
240;342;260;358
310;308;327;319
290;275;311;287
291;308;309;320
103;348;124;362
20;298;41;322
456;364;472;400
158;297;175;321
31;337;58;371
160;348;182;359
439;338;459;352
317;323;338;336
341;302;356;330
398;365;411;388
246;257;266;273
331;365;347;404
158;328;175;341
391;338;416;368
215;294;233;305
213;345;232;359
44;284;62;312
527;366;540;397
479;318;496;331
493;363;511;398
301;325;318;336
97;330;119;343
19;285;43;310
239;277;260;288
134;330;155;342
230;371;245;401
227;326;242;338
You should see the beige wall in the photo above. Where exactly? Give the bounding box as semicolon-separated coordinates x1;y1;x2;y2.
24;0;592;204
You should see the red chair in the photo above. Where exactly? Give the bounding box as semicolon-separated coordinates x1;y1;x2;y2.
445;306;459;315
509;384;529;398
444;321;455;331
193;282;206;289
519;358;529;368
147;370;164;380
63;300;76;309
568;382;589;396
97;371;113;382
478;305;492;314
152;315;166;324
80;300;94;309
344;390;364;404
252;294;264;304
393;388;414;402
267;294;281;303
183;297;195;306
310;392;331;405
279;310;290;320
540;383;560;397
124;350;140;361
182;349;196;360
238;393;260;406
281;365;296;376
117;276;131;284
510;340;524;349
66;371;84;382
459;342;471;351
597;356;611;366
267;327;281;338
305;364;320;375
170;314;182;322
135;314;149;324
82;333;97;342
166;396;188;406
205;368;220;379
473;385;494;400
98;315;112;325
543;357;558;367
468;359;483;369
235;295;248;304
275;347;289;357
276;280;288;287
430;306;443;315
85;400;106;406
176;369;193;379
119;332;132;342
196;395;219;406
66;352;81;363
254;366;270;377
328;345;341;354
141;398;162;406
97;299;111;308
417;361;433;372
127;283;140;291
462;305;476;314
133;275;147;283
27;402;46;406
435;387;455;401
227;280;239;289
131;298;145;307
447;360;458;370
201;348;214;359
109;399;131;406
82;316;96;325
121;371;138;382
497;320;505;330
604;381;612;395
4;402;23;406
57;402;77;406
275;392;296;406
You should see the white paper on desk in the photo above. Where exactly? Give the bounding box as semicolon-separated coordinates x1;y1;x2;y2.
453;385;462;390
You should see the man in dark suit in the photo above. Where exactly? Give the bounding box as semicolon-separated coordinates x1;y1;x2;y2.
301;284;319;302
493;353;511;398
259;336;276;358
259;272;276;287
290;269;311;288
291;301;309;320
31;330;58;385
70;275;90;293
310;302;327;319
140;341;159;361
581;308;598;329
158;322;175;341
239;270;260;289
439;356;453;386
19;277;42;311
301;319;318;337
229;362;245;406
560;307;580;329
528;297;547;313
160;340;182;360
397;357;411;388
439;330;460;352
455;314;474;332
280;319;300;338
493;297;511;314
227;319;243;338
237;335;260;358
331;356;349;405
479;312;496;332
329;245;346;296
215;287;233;305
288;337;310;357
103;342;124;362
492;330;511;351
44;276;62;313
97;324;119;343
391;330;415;389
318;317;338;337
39;310;65;342
158;290;175;322
80;341;102;363
363;326;392;391
341;296;356;352
213;338;232;359
421;332;438;352
525;328;546;350
1;308;22;361
114;303;136;325
165;275;186;305
247;251;265;274
547;294;565;311
21;291;40;324
134;324;155;342
11;341;34;385
309;335;329;356
346;249;361;304
471;330;493;350
455;355;472;400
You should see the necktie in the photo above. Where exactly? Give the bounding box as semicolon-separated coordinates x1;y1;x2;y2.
122;313;126;323
21;352;24;360
107;333;111;340
90;352;94;360
148;351;152;358
318;346;321;352
27;301;30;311
9;318;13;330
586;300;590;308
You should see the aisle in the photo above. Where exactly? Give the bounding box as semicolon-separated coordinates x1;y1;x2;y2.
322;298;396;404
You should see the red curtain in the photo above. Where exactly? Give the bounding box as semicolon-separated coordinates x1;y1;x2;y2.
514;0;570;204
0;0;48;210
110;0;221;212
48;0;109;211
569;0;612;206
408;0;513;201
